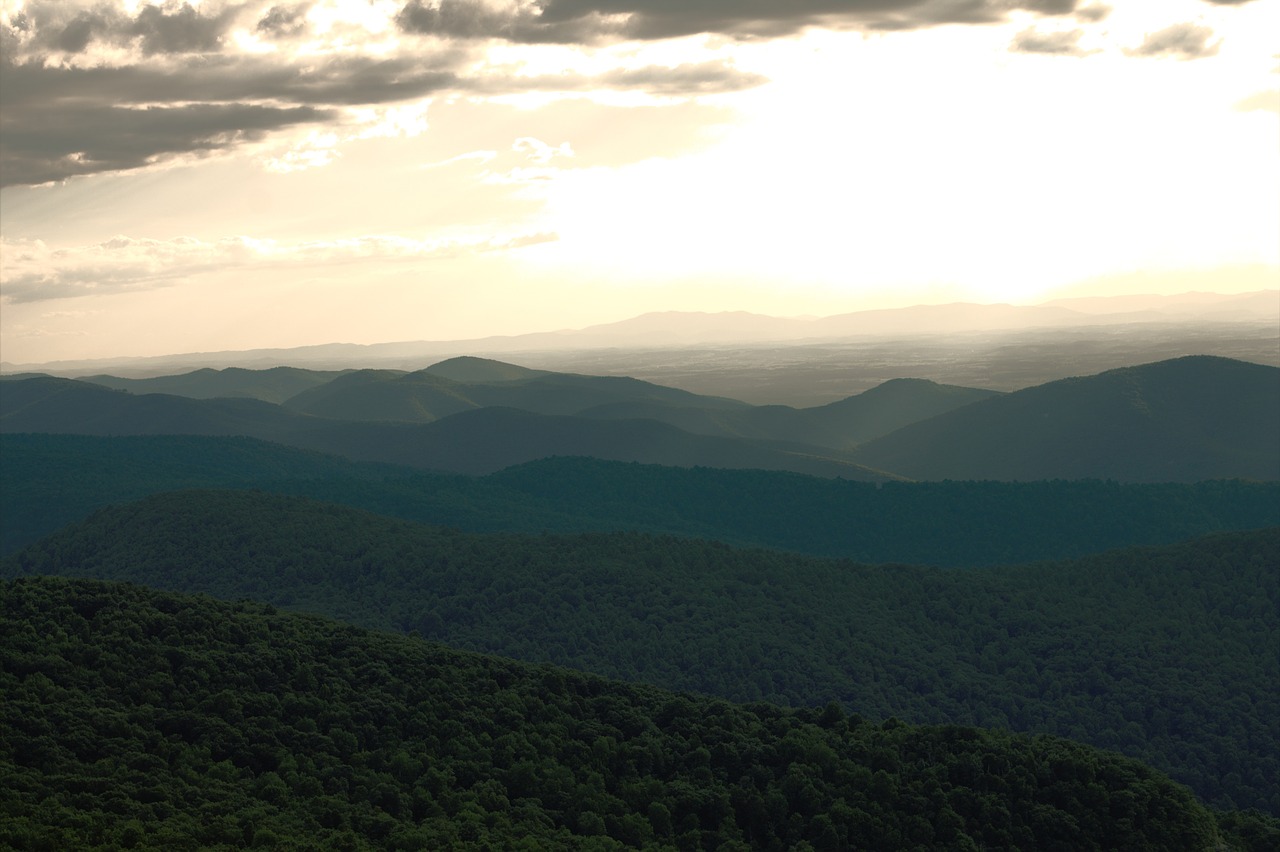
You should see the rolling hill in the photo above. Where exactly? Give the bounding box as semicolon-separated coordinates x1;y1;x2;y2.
7;434;1278;562
0;377;883;480
854;355;1280;481
78;365;350;403
7;489;1276;814
5;574;1248;850
5;355;1276;482
282;357;750;423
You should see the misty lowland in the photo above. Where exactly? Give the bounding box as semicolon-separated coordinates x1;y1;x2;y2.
1;299;1279;852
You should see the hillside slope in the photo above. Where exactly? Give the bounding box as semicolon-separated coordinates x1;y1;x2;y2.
0;378;885;480
7;490;1276;813
855;356;1280;481
80;366;349;403
5;433;1279;563
1;575;1238;851
282;360;748;423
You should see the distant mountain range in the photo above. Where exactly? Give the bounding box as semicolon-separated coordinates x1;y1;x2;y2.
2;353;1275;482
3;290;1274;378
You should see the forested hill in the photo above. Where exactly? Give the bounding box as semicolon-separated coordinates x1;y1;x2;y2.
2;575;1254;851
854;355;1280;481
6;489;1277;814
6;434;1280;563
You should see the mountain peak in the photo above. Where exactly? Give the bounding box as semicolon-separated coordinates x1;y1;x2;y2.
422;356;547;384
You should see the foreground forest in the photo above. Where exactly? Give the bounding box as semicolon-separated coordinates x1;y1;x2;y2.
6;576;1275;851
6;490;1276;815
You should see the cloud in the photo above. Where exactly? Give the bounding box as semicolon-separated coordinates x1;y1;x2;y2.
0;232;559;303
1010;27;1090;56
513;137;575;163
10;0;242;56
1073;5;1110;23
395;0;1088;42
255;4;309;37
1;101;333;187
0;49;759;186
1126;22;1221;60
0;0;1258;186
1234;89;1279;114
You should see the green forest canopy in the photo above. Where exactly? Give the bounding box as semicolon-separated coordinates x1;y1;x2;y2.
6;489;1276;815
7;575;1274;851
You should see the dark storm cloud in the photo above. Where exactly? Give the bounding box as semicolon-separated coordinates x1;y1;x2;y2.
1010;27;1089;56
0;46;465;187
0;101;332;186
255;5;309;37
0;54;463;111
0;46;760;187
131;2;235;53
13;1;240;55
1016;0;1078;13
1126;22;1221;60
395;0;1084;43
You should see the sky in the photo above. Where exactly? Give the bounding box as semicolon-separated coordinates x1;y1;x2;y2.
0;0;1277;364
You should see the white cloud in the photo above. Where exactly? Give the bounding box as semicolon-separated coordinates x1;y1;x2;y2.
0;230;558;302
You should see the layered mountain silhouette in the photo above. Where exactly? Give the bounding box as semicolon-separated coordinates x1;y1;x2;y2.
281;357;748;423
79;365;349;403
0;373;886;480
3;354;1275;482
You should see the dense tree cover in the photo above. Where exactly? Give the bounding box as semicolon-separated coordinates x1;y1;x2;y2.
479;457;1280;566
6;434;1279;564
6;489;1276;814
1;575;1246;851
0;434;411;554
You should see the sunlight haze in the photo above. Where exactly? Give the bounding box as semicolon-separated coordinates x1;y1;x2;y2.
1;0;1277;363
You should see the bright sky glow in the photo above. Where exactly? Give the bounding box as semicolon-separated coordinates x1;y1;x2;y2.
0;0;1276;363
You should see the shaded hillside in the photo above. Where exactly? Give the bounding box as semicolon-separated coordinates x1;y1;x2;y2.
855;356;1280;482
0;378;884;480
578;378;1000;449
1;575;1242;851
6;434;1279;561
283;361;748;423
74;357;998;448
404;407;884;477
421;355;551;382
0;376;310;438
81;366;349;403
0;434;415;554
7;490;1276;813
279;369;476;422
810;378;1001;447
